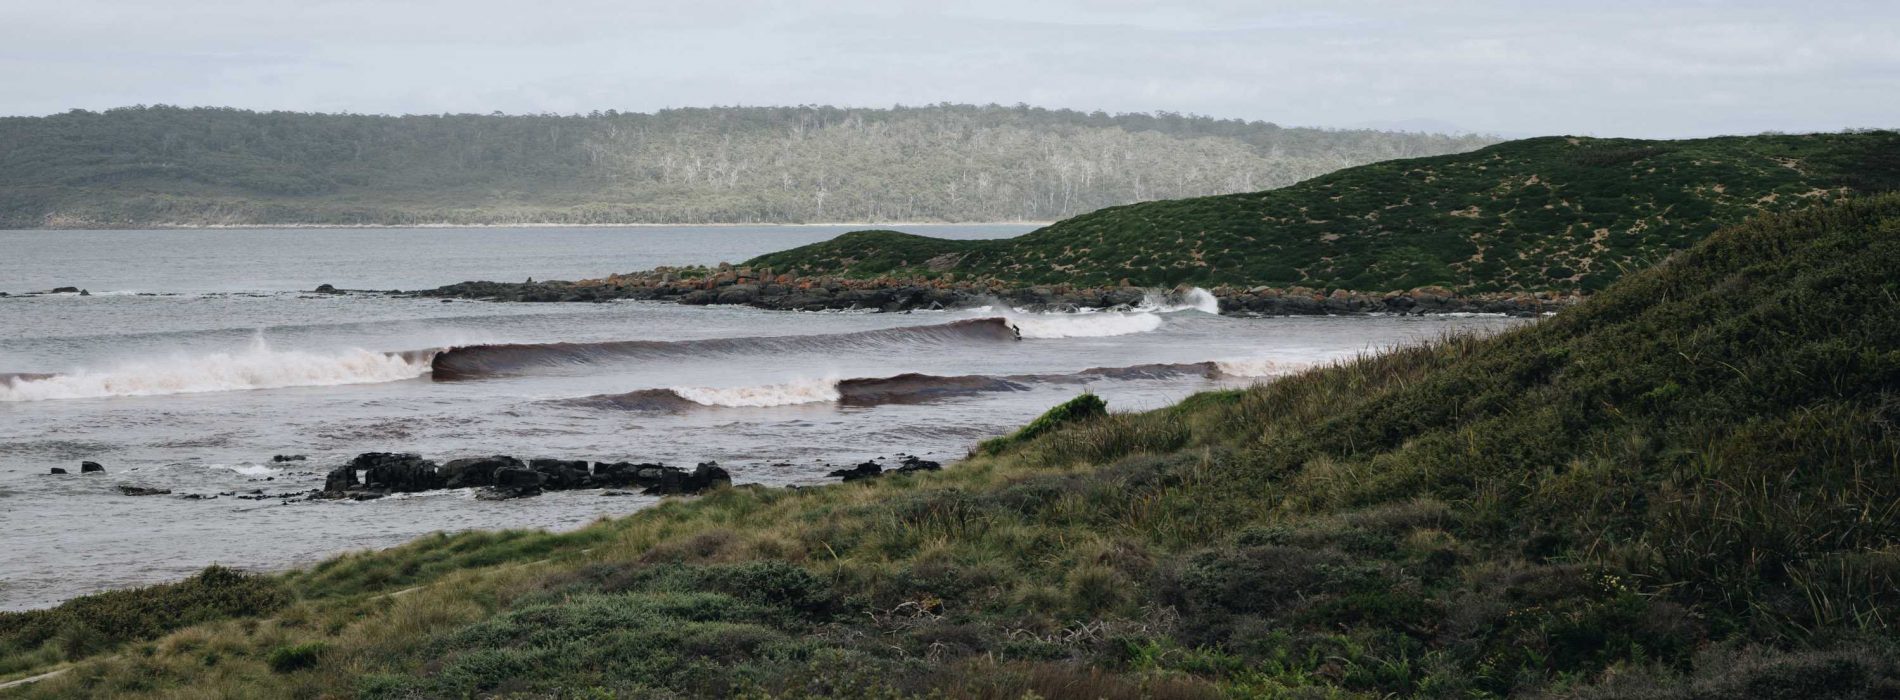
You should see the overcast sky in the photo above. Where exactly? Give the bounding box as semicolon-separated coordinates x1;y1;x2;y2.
1;0;1893;137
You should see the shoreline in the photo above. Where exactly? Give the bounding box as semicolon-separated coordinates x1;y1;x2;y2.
417;271;1580;317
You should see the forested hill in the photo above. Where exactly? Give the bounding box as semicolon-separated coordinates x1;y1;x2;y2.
749;130;1900;293
0;104;1495;228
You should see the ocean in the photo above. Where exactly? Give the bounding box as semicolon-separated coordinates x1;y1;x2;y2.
0;225;1525;610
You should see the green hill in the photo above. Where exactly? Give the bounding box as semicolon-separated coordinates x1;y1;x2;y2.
750;131;1900;293
5;197;1898;697
0;104;1494;228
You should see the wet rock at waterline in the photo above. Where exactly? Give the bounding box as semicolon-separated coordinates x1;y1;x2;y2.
81;461;105;473
118;485;172;496
317;452;732;500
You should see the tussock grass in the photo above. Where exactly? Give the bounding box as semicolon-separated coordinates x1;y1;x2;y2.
6;196;1899;697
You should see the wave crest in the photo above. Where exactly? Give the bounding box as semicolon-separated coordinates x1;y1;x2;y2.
672;377;843;407
0;337;430;402
1008;312;1164;339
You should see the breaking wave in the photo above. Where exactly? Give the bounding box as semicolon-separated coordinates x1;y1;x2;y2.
1141;287;1222;314
1213;358;1312;377
0;337;432;402
565;357;1307;413
431;317;1021;380
1007;312;1165;339
673;377;844;407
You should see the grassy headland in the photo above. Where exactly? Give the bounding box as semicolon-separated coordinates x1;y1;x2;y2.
749;131;1900;295
4;196;1898;697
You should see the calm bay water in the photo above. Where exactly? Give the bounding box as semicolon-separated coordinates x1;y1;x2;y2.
0;226;1525;610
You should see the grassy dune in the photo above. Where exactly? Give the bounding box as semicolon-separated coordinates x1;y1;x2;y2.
4;196;1898;697
749;131;1900;294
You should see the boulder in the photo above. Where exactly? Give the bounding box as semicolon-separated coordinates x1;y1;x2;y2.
48;467;68;475
493;467;548;489
529;458;591;489
594;461;669;488
314;284;342;294
271;454;307;463
643;462;731;496
354;452;443;492
322;465;359;492
440;455;520;488
895;456;941;473
827;461;883;482
80;461;105;473
50;286;79;294
482;467;548;500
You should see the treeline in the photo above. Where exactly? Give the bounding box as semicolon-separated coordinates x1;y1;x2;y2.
0;104;1496;228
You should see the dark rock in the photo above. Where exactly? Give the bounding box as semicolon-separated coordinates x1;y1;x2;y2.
642;462;731;496
80;461;105;473
593;461;668;488
49;467;68;475
118;485;172;496
529;458;591;489
493;467;548;489
314;284;342;294
827;461;884;482
78;289;91;296
178;493;216;500
353;452;442;493
476;473;544;500
50;286;79;294
322;465;359;492
440;455;520;488
896;456;941;473
271;454;306;463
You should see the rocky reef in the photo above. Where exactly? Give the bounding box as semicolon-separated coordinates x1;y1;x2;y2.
413;264;1574;316
315;452;732;501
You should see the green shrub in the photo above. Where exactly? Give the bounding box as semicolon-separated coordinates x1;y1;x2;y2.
265;642;327;673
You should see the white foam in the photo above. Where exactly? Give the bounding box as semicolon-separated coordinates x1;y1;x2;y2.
1141;287;1221;314
1009;312;1165;339
671;377;842;407
224;464;281;477
1214;358;1312;378
0;336;430;402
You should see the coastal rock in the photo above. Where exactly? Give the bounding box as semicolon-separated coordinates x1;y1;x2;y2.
354;452;443;493
118;485;172;496
642;462;731;496
50;286;79;294
271;454;307;463
896;455;941;473
440;455;520;488
314;284;342;294
322;464;359;492
49;467;67;475
81;461;105;473
827;461;883;482
528;458;591;489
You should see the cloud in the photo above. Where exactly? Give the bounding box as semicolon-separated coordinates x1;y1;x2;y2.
0;0;1892;136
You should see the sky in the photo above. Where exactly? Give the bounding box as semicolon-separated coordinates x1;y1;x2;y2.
0;0;1893;138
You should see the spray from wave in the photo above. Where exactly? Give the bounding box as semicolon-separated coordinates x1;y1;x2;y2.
671;377;844;407
0;335;431;402
1007;312;1165;339
994;287;1218;339
1213;358;1311;378
1140;287;1222;314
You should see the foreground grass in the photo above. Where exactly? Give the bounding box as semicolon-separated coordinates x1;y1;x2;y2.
5;197;1899;697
